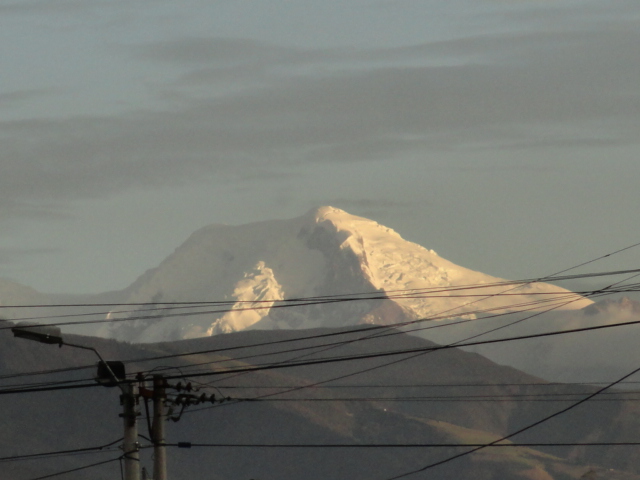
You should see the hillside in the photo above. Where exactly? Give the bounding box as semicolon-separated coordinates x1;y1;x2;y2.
2;324;640;479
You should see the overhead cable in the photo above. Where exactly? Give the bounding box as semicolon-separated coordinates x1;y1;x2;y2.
382;362;640;480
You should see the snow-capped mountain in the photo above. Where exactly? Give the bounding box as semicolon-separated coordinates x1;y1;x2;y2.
97;206;592;343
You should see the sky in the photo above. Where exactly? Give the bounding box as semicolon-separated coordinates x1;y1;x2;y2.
1;0;639;295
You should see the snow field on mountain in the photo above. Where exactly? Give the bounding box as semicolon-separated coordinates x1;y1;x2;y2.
92;206;592;342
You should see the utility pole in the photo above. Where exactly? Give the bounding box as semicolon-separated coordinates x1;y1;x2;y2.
152;375;168;480
122;382;141;480
11;323;141;480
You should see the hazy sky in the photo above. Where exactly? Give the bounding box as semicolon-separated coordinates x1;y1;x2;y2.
1;0;639;294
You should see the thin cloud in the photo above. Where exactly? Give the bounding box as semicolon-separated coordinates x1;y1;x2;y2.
0;246;60;265
0;0;155;15
0;88;60;108
0;200;74;221
2;9;639;214
133;37;306;66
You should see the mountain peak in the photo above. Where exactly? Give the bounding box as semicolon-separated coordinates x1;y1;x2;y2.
305;205;371;227
304;205;403;241
306;205;346;219
92;208;592;343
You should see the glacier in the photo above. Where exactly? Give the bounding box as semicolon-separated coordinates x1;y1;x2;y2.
91;206;591;343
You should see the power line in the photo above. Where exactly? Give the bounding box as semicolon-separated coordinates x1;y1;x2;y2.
26;456;123;480
0;288;592;388
129;296;574;368
194;380;640;389
4;266;638;312
249;270;638;415
4;314;640;397
139;288;596;380
0;364;93;382
162;316;640;384
5;282;633;395
139;288;634;387
150;294;582;371
0;297;589;393
545;241;640;276
0;381;100;395
227;391;640;403
382;362;640;480
169;314;640;417
1;267;637;331
149;274;637;394
152;289;608;405
0;438;123;463
176;381;640;405
3;247;639;480
2;257;638;396
0;271;635;390
182;308;577;412
0;289;559;330
163;441;640;448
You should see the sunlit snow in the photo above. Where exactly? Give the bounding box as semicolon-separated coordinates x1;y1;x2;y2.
94;206;590;343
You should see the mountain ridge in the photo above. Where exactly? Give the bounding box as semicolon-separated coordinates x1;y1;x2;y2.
0;206;592;343
99;206;591;342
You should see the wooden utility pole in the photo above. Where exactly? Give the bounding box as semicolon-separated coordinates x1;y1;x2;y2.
152;375;168;480
122;383;141;480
